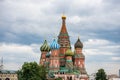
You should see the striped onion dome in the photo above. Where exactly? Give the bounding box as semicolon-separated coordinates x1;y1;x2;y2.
40;40;50;52
50;39;60;50
65;49;74;56
46;52;50;58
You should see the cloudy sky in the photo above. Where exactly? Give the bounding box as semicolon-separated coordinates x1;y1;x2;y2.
0;0;120;75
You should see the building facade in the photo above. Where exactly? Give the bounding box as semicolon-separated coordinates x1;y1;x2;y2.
0;73;18;80
39;16;88;80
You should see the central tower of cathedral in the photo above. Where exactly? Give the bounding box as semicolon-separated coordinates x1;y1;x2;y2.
39;16;88;80
58;16;71;67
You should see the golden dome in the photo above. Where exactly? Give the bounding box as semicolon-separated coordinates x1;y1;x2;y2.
65;49;74;56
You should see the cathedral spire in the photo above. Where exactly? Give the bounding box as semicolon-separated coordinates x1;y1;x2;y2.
60;15;68;34
58;15;71;48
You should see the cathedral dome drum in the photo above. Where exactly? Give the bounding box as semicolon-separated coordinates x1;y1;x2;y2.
40;40;50;52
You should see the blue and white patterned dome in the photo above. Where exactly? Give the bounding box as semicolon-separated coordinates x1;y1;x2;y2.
50;39;60;50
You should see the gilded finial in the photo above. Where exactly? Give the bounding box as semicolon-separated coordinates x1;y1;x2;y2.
62;12;66;19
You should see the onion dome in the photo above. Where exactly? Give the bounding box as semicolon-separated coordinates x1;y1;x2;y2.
65;49;74;56
46;52;50;58
40;40;50;52
74;37;83;48
50;39;60;50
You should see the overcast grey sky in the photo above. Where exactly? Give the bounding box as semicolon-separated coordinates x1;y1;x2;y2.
0;0;120;75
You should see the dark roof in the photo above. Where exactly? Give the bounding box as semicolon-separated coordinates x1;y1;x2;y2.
74;38;83;48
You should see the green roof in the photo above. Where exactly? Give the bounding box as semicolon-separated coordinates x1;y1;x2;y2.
58;33;69;36
66;60;72;62
59;69;68;72
59;67;68;72
60;58;65;61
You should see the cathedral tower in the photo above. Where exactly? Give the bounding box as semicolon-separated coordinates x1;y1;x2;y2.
40;40;50;66
74;37;84;69
49;39;60;73
74;37;88;80
58;16;71;67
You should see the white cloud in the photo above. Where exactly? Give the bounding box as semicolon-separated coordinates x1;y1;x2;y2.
84;49;114;55
72;0;103;11
4;63;21;70
112;57;120;61
84;39;110;46
68;16;81;24
0;43;40;70
86;62;120;75
82;38;120;75
83;39;120;61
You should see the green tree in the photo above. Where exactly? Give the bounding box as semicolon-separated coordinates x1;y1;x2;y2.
17;62;46;80
55;77;62;80
16;70;23;80
6;71;10;73
95;68;107;80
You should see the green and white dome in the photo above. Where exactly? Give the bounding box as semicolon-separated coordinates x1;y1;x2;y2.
40;40;50;52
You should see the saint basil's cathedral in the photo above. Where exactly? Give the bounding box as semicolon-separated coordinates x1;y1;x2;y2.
39;15;88;80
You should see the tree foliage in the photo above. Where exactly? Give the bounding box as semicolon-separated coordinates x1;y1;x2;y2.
95;68;107;80
17;62;46;80
55;77;62;80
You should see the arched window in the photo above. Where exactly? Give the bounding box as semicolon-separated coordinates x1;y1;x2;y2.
67;76;69;80
5;78;10;80
70;76;72;80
